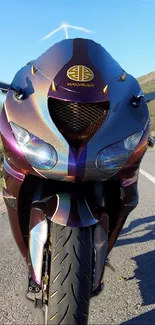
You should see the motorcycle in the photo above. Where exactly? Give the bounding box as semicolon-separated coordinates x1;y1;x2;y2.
0;37;154;324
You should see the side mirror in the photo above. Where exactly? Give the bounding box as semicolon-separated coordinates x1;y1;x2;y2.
0;81;11;94
148;136;155;148
0;82;26;100
130;94;144;108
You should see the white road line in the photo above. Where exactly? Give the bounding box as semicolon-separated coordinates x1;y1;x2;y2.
140;169;155;184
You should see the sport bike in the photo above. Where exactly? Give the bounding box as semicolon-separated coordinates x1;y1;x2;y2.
0;38;154;324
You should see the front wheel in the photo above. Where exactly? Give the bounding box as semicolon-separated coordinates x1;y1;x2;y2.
47;223;93;325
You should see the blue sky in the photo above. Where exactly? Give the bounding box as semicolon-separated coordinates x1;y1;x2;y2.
0;0;155;84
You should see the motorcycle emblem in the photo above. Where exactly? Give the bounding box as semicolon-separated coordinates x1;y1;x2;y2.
67;65;94;82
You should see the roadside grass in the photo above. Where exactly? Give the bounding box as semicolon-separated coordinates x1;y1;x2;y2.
139;75;155;136
137;71;155;94
147;100;155;135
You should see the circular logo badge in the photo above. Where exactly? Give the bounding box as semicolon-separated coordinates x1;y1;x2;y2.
67;65;94;82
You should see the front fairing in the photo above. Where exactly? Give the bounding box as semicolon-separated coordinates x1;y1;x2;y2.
2;38;149;182
85;76;149;180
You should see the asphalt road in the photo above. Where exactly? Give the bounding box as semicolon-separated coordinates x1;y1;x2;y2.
0;151;155;325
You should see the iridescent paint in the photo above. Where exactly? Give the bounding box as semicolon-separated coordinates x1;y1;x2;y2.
3;157;25;182
1;38;149;182
29;208;48;285
0;38;150;289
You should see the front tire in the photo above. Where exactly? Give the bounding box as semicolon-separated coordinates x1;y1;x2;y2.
47;223;93;325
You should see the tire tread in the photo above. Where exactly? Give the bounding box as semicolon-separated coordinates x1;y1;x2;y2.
48;224;92;324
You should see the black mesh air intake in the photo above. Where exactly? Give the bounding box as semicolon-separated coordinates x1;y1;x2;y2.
48;98;109;147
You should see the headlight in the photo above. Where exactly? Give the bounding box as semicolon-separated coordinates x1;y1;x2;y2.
96;130;143;176
10;122;57;170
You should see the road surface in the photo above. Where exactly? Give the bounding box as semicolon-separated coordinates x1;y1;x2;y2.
0;150;155;324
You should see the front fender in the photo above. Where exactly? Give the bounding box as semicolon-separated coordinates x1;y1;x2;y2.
32;193;98;228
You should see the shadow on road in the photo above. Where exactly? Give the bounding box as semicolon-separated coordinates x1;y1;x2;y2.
122;308;155;325
128;250;155;306
115;215;155;324
120;250;155;324
115;215;155;247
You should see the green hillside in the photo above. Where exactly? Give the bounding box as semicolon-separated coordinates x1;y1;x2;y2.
137;71;155;135
138;71;155;94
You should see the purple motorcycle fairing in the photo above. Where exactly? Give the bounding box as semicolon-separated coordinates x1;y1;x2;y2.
2;38;149;182
0;37;150;294
47;38;109;102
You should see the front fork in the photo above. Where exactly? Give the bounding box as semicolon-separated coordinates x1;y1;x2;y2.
27;196;109;295
27;180;138;304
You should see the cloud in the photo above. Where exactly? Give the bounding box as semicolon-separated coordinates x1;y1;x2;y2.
38;23;94;43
